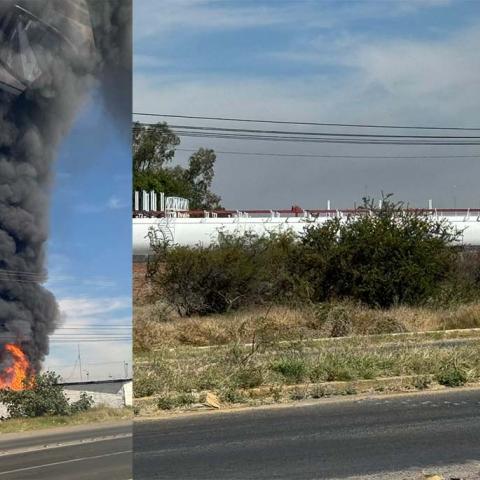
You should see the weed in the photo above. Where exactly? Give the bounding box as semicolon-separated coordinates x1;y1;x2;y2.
290;387;307;401
436;364;468;387
310;384;328;398
269;385;283;402
412;375;431;390
232;366;264;389
157;396;175;410
157;392;196;410
271;357;307;384
343;384;357;395
220;388;247;404
310;356;354;382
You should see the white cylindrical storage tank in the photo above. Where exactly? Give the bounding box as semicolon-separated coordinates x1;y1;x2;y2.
133;215;480;257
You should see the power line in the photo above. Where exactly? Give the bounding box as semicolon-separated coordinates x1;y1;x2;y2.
173;131;480;146
52;336;131;339
47;361;129;368
133;112;480;131
0;269;45;276
134;124;480;146
0;278;43;285
175;148;480;160
50;340;130;343
163;123;480;139
0;269;46;283
57;324;130;327
51;333;131;337
56;326;131;330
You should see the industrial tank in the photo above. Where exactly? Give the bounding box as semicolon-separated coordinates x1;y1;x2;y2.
133;212;480;257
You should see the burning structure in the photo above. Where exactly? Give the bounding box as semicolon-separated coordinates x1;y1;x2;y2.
0;1;131;390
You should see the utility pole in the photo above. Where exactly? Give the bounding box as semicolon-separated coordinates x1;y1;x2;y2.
77;344;83;382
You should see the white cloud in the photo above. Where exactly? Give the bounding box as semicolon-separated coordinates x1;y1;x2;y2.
134;0;453;41
134;18;480;125
134;54;170;69
44;296;131;381
57;296;131;320
134;0;303;40
82;277;116;288
74;194;129;213
107;195;126;209
133;17;480;209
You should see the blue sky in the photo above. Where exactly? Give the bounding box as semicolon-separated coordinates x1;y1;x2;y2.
134;0;480;209
44;90;131;382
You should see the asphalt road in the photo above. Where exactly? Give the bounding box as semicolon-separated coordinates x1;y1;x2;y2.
134;389;480;479
0;420;132;479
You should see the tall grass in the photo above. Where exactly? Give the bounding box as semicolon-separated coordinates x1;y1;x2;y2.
134;301;480;352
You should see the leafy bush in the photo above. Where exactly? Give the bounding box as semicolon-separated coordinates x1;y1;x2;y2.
0;372;93;418
150;232;297;316
70;392;94;414
295;195;460;307
436;364;468;387
437;250;480;305
157;395;175;410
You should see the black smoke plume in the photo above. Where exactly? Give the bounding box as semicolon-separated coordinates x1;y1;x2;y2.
0;0;131;377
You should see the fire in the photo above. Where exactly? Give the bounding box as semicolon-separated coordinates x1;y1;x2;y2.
0;344;30;391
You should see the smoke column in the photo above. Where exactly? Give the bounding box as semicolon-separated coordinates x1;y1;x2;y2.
0;0;131;376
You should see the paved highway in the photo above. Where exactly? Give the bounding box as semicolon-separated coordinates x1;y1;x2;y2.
0;420;132;479
134;389;480;479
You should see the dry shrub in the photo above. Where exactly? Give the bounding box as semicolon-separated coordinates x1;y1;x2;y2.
366;316;408;335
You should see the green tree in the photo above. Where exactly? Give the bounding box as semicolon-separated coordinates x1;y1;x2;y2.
185;148;221;210
0;372;93;418
133;121;179;173
133;123;221;210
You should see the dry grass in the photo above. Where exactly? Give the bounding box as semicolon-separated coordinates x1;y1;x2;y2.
134;333;480;409
134;301;480;352
133;262;480;412
0;406;132;434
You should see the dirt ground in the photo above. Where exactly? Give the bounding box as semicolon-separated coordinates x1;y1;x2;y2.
133;261;151;304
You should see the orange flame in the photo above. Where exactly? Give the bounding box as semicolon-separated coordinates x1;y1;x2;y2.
0;344;30;391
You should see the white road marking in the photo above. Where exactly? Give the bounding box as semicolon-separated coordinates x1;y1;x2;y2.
0;433;132;457
0;450;132;476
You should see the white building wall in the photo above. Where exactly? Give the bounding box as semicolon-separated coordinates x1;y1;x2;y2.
64;389;125;409
63;380;133;409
